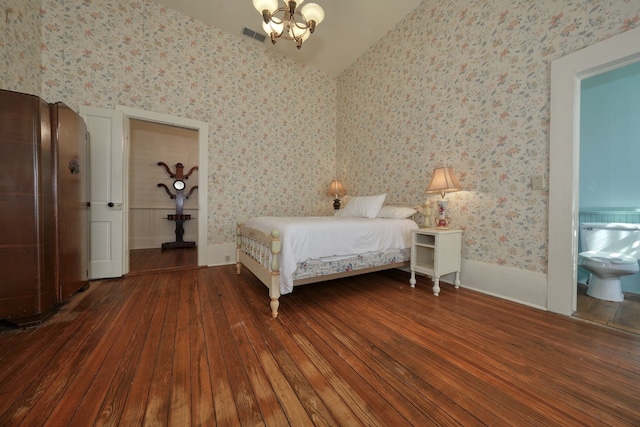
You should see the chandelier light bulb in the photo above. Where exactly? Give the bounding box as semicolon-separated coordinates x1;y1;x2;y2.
289;22;308;39
254;0;324;49
263;20;283;36
252;0;278;14
301;3;325;27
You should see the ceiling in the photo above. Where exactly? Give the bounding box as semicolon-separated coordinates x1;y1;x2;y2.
153;0;424;77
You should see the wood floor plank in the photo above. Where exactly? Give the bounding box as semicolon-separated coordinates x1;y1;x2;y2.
0;262;639;426
143;272;182;426
0;279;133;426
370;273;640;416
198;268;242;426
344;281;596;425
43;277;152;426
279;312;407;426
286;290;477;426
346;272;640;424
0;283;114;421
224;268;361;426
118;273;173;426
351;274;634;421
207;268;291;426
236;270;337;426
290;278;503;426
168;271;194;427
189;270;216;426
67;280;156;426
288;278;604;424
90;274;167;426
209;267;267;426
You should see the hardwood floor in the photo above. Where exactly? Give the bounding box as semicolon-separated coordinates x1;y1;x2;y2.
129;247;197;274
1;266;639;426
574;283;640;334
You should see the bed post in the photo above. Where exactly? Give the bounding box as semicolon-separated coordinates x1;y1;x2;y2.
236;223;242;274
269;229;281;318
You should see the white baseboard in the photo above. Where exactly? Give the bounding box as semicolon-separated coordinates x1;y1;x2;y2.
460;259;548;311
207;243;237;266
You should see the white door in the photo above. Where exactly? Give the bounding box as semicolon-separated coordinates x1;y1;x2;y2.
80;106;126;279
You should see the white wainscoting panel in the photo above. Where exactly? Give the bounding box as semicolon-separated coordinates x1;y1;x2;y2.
130;208;198;249
460;259;548;311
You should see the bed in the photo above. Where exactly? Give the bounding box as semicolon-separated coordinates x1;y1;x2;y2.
236;195;419;317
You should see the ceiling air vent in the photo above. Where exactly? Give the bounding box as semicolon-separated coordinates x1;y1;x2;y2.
242;27;266;43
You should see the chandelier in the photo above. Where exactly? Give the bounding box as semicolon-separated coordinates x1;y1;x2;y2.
252;0;325;49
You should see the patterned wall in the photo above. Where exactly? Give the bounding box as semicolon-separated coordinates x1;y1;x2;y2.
337;0;640;274
2;0;639;277
0;0;42;94
35;0;337;245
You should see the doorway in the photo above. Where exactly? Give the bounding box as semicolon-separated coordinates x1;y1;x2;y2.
548;27;640;316
128;119;199;274
116;105;209;275
571;61;640;333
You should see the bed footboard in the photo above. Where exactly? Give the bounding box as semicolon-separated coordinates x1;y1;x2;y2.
236;224;282;318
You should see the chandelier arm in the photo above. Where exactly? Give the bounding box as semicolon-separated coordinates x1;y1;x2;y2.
261;2;319;48
261;10;271;24
291;10;309;29
287;0;296;17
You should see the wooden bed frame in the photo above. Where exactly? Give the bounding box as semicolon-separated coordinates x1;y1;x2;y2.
236;223;408;318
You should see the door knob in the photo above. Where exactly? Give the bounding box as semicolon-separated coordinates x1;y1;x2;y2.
107;202;114;207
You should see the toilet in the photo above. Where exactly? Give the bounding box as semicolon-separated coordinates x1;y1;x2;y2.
578;223;640;302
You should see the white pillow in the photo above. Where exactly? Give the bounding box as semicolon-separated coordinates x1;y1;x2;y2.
335;194;386;218
377;206;417;219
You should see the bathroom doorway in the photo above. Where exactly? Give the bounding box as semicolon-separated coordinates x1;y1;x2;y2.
578;61;640;294
548;26;640;317
573;62;640;333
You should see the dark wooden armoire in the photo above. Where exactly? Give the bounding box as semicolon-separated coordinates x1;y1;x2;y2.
0;89;89;326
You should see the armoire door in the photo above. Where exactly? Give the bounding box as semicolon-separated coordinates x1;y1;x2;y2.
52;102;89;301
0;89;57;324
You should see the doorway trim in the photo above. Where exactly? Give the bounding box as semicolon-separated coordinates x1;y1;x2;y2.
116;105;209;268
548;27;640;315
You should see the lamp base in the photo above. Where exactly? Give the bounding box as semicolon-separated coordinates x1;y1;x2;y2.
333;198;341;210
434;199;451;228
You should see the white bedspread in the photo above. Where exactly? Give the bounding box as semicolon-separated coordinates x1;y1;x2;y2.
244;216;418;294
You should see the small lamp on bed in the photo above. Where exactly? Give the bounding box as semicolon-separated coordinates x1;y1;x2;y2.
426;167;462;228
328;180;347;210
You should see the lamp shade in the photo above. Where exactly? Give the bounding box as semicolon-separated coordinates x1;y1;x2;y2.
328;180;346;197
252;0;278;13
288;22;310;40
301;3;325;25
263;20;283;36
426;167;462;197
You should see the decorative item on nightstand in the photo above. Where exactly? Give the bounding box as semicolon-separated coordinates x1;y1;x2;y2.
425;167;462;229
328;179;346;210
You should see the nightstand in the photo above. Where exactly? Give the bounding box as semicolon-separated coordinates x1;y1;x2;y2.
409;228;462;296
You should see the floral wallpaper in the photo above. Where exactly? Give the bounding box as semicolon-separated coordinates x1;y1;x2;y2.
0;0;42;94
337;0;640;275
17;0;337;246
2;0;639;280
